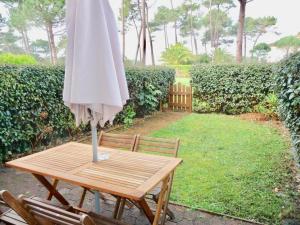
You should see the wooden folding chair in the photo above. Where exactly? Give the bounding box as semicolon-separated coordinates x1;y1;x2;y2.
47;131;137;210
0;190;129;225
133;135;180;221
98;131;137;151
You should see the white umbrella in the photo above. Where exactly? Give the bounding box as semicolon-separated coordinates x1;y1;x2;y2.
63;0;129;212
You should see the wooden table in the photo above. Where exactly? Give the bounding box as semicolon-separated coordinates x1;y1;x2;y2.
6;142;182;225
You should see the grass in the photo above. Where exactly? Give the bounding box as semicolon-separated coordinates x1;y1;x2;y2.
150;114;295;224
175;77;191;86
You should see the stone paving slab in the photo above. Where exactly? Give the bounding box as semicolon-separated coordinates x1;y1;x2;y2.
0;168;259;225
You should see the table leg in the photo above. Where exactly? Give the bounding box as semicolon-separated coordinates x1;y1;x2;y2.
78;188;87;208
32;174;69;206
113;197;121;219
47;179;59;200
116;198;126;220
137;199;155;223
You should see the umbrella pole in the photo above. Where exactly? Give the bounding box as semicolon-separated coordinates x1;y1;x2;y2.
92;124;98;162
91;124;101;213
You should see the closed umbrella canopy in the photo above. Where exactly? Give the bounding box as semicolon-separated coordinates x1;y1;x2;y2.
63;0;129;127
63;0;129;212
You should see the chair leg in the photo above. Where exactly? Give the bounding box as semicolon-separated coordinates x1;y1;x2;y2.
87;189;107;203
116;198;126;220
152;188;175;221
78;188;87;208
113;197;121;219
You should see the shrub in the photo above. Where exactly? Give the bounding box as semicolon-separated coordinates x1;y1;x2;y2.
0;65;175;162
254;93;279;120
126;66;175;117
193;53;211;64
212;48;235;64
276;52;300;162
192;99;215;113
0;53;37;65
191;64;275;114
114;104;136;128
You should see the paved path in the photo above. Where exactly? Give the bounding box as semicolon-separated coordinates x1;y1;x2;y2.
0;167;258;225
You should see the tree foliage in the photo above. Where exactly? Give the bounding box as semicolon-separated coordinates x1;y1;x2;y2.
0;53;37;64
161;43;194;65
251;42;271;61
273;35;300;57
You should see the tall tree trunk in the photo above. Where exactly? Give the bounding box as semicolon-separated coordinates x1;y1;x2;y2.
170;0;178;43
209;0;213;48
190;34;194;53
163;24;168;49
133;18;142;64
214;4;220;48
24;29;30;53
46;22;57;65
122;0;126;62
251;33;262;58
20;30;27;53
193;34;198;55
135;26;143;64
141;0;147;65
166;26;169;48
146;3;155;66
286;48;290;58
236;0;246;63
137;0;143;62
20;28;30;54
244;33;247;59
189;9;194;53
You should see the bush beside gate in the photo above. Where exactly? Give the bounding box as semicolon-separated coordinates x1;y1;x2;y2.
277;52;300;163
191;64;275;114
0;65;175;162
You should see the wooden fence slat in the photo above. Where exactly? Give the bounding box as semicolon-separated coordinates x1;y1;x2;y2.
177;83;182;110
168;82;192;112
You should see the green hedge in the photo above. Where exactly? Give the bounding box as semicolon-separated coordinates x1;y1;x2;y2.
276;52;300;162
0;65;175;162
125;66;175;117
191;64;275;114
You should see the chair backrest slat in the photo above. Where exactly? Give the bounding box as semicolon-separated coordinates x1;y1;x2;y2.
23;198;85;225
98;131;137;151
134;136;180;157
30;210;78;225
25;203;80;225
23;198;80;221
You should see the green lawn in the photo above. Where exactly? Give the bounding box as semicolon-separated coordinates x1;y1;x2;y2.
175;77;191;86
150;114;295;224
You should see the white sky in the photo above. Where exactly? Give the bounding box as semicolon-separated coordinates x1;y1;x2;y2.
1;0;300;64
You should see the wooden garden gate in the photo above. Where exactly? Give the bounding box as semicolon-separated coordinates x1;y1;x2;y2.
168;82;192;112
